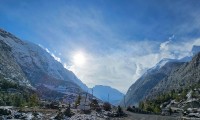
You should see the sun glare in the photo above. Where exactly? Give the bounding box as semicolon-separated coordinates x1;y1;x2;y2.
73;52;86;66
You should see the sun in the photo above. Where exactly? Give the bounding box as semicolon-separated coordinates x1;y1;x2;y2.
73;52;86;66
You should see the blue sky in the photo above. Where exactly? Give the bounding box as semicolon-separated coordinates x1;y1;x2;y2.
1;0;200;93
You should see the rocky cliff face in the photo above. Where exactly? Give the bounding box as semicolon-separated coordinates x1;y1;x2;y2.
0;39;31;87
0;29;88;98
123;59;184;106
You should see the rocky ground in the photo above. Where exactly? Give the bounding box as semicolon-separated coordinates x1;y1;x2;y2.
0;106;183;120
2;105;200;120
160;89;200;119
0;106;58;119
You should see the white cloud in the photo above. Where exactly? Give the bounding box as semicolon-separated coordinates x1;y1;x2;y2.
39;44;62;63
63;63;69;69
66;38;200;93
160;40;171;51
45;48;50;53
51;53;61;62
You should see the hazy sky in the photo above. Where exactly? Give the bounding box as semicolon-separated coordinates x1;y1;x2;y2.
1;0;200;93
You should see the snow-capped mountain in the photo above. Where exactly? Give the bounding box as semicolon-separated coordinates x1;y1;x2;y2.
90;85;124;105
0;29;88;98
147;58;175;72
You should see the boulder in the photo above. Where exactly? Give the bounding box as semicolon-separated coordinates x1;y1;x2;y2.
0;108;12;115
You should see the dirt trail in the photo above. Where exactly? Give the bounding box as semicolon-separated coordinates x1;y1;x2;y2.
111;110;179;120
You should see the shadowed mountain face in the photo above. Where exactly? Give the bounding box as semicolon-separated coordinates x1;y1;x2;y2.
123;60;184;106
0;29;88;98
147;52;200;99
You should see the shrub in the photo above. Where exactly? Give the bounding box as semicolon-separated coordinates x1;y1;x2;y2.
75;94;81;108
29;94;39;107
127;106;132;111
64;104;73;117
116;106;124;116
103;102;111;111
90;99;99;108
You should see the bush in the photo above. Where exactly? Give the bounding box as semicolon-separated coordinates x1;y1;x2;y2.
75;94;81;108
103;102;111;111
116;106;124;116
95;107;102;112
90;99;99;109
127;106;133;112
29;94;39;107
64;104;73;117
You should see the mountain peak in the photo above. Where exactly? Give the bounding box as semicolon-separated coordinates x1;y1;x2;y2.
91;85;124;105
191;51;200;65
0;28;19;40
192;45;200;56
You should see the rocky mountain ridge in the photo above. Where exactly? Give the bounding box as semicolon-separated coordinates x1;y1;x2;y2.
147;52;200;99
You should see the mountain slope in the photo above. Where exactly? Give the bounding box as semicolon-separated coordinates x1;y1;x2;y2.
123;59;184;106
147;52;200;99
0;29;88;98
0;39;31;87
91;85;124;105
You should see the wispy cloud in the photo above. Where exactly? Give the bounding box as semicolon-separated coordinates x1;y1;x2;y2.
39;44;62;62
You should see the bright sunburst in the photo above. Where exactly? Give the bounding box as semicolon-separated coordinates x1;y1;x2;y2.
73;52;86;66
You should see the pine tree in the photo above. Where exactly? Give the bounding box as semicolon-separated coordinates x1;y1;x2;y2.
29;94;38;107
117;105;124;116
75;94;81;108
14;95;23;107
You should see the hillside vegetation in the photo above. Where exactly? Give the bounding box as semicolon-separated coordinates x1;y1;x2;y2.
0;75;38;107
